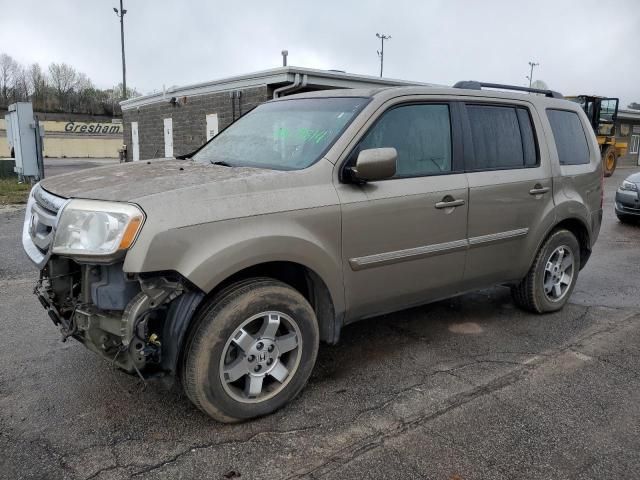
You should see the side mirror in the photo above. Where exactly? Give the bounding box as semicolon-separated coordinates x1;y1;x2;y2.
351;148;397;182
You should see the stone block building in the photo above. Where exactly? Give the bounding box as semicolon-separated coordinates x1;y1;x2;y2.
616;109;640;167
119;66;426;162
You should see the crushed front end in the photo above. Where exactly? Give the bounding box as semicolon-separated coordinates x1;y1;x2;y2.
23;184;201;375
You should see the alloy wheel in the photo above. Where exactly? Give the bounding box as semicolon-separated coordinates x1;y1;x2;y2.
219;311;302;403
543;245;574;302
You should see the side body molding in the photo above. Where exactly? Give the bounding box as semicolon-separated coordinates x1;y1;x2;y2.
349;228;529;271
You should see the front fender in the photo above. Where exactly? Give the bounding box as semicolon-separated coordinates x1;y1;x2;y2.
126;206;345;316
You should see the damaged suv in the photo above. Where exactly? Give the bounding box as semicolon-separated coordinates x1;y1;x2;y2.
23;83;602;422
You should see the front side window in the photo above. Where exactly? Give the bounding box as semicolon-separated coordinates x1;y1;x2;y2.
599;99;617;122
466;104;538;171
193;97;369;170
357;104;452;177
597;98;618;136
546;109;590;165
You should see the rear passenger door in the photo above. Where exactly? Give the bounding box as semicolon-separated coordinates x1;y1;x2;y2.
461;101;556;289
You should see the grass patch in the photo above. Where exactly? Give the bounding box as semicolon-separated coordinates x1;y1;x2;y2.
0;178;31;205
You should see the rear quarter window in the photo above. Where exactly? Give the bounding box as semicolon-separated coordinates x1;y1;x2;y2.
546;109;590;165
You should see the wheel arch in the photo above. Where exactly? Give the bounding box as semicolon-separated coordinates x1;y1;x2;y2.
205;260;341;345
530;216;591;271
165;259;342;377
551;217;591;269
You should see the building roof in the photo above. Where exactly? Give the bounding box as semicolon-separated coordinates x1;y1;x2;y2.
618;109;640;121
119;66;437;111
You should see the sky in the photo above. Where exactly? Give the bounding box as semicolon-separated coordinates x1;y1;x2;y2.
1;0;639;107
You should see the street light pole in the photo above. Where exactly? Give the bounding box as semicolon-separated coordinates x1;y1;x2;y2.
113;1;127;99
376;33;391;78
527;61;539;88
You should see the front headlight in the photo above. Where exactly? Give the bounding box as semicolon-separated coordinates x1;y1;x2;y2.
620;180;638;192
52;199;145;257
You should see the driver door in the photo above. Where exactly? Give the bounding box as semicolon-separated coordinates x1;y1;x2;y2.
336;100;469;321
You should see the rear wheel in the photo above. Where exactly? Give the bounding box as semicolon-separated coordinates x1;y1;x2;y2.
603;146;617;177
182;279;319;422
512;229;580;313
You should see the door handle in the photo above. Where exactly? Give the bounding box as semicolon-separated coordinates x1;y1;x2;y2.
435;198;466;209
529;185;550;195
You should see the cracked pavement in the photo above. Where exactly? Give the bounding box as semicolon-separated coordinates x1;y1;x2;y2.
1;167;640;479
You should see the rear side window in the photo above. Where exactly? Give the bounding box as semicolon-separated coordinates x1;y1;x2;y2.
358;103;452;177
466;105;538;171
546;109;590;165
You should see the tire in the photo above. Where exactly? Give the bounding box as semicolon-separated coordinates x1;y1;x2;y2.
181;278;319;422
603;146;617;177
616;212;636;224
512;229;581;313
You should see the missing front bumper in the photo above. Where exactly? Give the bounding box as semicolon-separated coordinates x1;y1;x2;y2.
34;259;192;374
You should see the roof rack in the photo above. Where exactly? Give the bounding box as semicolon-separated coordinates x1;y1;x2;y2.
453;81;564;99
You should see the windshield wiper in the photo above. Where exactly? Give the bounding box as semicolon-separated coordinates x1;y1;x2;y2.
210;160;234;167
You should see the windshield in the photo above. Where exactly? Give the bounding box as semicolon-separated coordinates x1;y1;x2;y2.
193;97;369;170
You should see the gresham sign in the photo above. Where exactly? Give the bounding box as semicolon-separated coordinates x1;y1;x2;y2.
64;122;122;135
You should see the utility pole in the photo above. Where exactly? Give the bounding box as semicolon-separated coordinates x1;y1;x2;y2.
376;33;391;78
527;61;539;88
113;0;127;99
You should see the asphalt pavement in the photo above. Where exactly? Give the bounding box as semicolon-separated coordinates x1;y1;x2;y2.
1;164;639;480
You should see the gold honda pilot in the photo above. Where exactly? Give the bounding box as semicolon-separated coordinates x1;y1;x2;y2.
23;82;602;422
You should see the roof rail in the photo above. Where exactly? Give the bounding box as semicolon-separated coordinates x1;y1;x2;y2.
453;81;564;99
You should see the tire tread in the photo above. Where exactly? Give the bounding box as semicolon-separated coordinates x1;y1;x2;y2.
512;229;579;314
181;277;317;422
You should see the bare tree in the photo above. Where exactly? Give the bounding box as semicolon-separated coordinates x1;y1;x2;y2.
0;53;18;105
27;63;47;110
0;51;138;116
11;65;30;102
28;63;47;94
48;62;78;111
74;72;97;113
111;82;140;100
77;73;93;90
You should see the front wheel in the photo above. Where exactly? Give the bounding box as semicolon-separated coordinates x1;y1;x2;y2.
603;146;617;177
512;229;580;313
616;212;637;225
181;279;319;422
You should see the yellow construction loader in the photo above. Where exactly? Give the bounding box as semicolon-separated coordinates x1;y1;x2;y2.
566;95;627;176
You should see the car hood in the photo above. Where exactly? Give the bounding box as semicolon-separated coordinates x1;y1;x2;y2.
39;159;282;202
625;172;640;184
